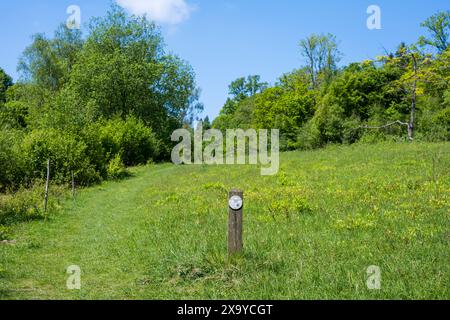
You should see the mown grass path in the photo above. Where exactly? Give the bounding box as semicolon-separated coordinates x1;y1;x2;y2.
1;165;179;299
1;143;449;299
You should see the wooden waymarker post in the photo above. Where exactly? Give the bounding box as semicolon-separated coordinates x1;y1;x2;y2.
228;189;244;256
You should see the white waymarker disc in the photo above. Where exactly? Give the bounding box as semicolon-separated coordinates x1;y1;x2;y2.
229;195;243;211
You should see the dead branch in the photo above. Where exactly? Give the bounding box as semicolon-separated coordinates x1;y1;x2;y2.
355;120;409;130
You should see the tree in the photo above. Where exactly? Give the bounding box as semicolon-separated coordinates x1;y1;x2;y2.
245;75;268;96
419;11;450;53
228;75;268;101
216;75;267;120
0;84;30;129
203;116;211;130
228;77;246;100
416;45;450;98
53;24;84;77
299;33;342;88
357;49;431;141
18;25;83;91
53;5;202;139
253;71;316;149
0;68;13;103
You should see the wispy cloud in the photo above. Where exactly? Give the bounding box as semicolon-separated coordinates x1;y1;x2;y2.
116;0;194;25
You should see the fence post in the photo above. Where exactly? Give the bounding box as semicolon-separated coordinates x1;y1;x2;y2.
228;189;244;256
71;170;75;198
44;159;50;212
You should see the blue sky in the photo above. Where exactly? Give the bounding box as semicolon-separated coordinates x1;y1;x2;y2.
0;0;448;119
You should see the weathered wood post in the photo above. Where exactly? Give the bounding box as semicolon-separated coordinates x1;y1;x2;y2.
44;159;50;212
228;189;243;256
71;170;75;198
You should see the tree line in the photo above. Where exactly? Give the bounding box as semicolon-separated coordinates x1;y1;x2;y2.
0;8;449;194
0;5;203;192
212;11;449;151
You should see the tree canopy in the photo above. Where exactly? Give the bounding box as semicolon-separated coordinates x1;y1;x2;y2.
213;12;449;150
0;68;13;103
0;5;203;191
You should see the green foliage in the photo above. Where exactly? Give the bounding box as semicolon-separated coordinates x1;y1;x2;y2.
214;70;317;150
310;103;346;144
0;68;13;103
2;143;448;299
0;225;12;241
107;154;128;180
0;130;26;192
0;113;163;193
0;100;28;129
228;75;268;101
18;25;83;91
299;33;342;87
213;75;268;129
215;21;449;149
1;116;161;190
418;11;450;53
61;7;201;135
0;5;203;193
98;116;161;166
14;4;201;135
21;129;93;185
416;106;450;142
268;196;312;220
254;71;316;149
0;184;51;225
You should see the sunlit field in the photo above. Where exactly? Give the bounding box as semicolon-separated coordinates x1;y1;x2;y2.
1;142;448;300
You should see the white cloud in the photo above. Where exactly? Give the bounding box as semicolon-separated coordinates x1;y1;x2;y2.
116;0;194;25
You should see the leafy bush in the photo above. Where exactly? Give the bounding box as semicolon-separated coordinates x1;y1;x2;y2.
295;120;322;150
78;122;109;181
99;116;161;166
0;185;45;225
311;103;346;145
0;129;26;192
0;100;28;129
0;182;67;226
0;117;163;193
107;154;128;180
21;128;98;185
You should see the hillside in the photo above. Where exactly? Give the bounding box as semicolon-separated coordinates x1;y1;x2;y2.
1;142;449;299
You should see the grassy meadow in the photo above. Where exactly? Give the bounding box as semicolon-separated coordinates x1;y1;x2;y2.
0;142;449;299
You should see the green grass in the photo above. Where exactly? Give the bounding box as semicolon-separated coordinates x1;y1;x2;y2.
0;142;449;300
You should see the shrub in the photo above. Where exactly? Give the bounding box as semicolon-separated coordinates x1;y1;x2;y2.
99;116;161;166
0;129;26;192
295;120;322;150
0;182;67;226
0;100;28;129
107;154;128;180
21;128;97;185
311;103;346;145
0;116;163;192
79;122;109;181
0;185;46;225
415;106;450;142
